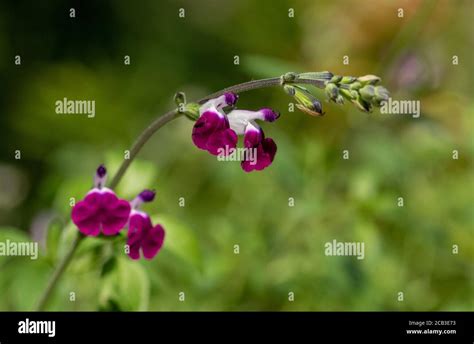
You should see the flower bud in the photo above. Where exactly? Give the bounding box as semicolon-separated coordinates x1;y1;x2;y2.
349;81;362;90
325;83;339;102
329;75;343;83
359;85;376;103
374;86;390;105
285;85;324;116
339;88;357;100
351;95;372;113
340;76;357;84
138;189;156;203
283;84;296;96
94;164;107;189
296;100;324;117
357;75;381;85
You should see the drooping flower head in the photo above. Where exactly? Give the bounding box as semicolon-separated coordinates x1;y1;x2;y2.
192;92;280;172
71;165;131;236
127;190;165;260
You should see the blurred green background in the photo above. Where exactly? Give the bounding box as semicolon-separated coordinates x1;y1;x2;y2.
0;0;472;311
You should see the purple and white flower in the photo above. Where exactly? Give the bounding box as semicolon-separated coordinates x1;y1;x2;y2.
192;110;238;156
71;165;131;236
240;121;277;172
127;190;165;260
191;92;280;172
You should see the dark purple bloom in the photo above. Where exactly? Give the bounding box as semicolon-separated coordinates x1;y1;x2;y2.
259;108;280;122
193;94;280;171
127;190;165;260
71;165;131;236
224;92;239;107
241;123;277;172
137;189;155;203
192;110;238;155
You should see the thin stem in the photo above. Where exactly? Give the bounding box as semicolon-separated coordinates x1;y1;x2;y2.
111;76;326;189
108;109;181;189
35;233;83;311
198;77;326;103
35;73;328;311
199;77;281;103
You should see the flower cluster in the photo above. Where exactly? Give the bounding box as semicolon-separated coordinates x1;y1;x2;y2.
191;92;280;172
71;165;165;260
283;72;390;114
323;74;390;112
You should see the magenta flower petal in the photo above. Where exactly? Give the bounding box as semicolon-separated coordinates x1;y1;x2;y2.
127;211;165;260
192;110;226;150
142;224;165;260
206;128;238;156
241;126;277;172
255;137;277;170
127;212;151;260
71;195;102;236
243;126;263;147
192;110;237;155
71;189;131;236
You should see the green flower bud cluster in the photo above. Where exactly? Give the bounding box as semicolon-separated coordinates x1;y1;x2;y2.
281;72;390;116
174;92;200;121
324;74;390;112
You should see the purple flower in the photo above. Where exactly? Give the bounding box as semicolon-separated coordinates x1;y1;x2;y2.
71;165;131;236
192;93;280;171
240;122;277;172
192;110;238;156
127;190;165;260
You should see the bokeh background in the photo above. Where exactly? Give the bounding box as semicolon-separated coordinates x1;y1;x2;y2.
0;0;472;311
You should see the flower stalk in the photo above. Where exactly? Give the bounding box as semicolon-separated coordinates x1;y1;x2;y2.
35;71;390;310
